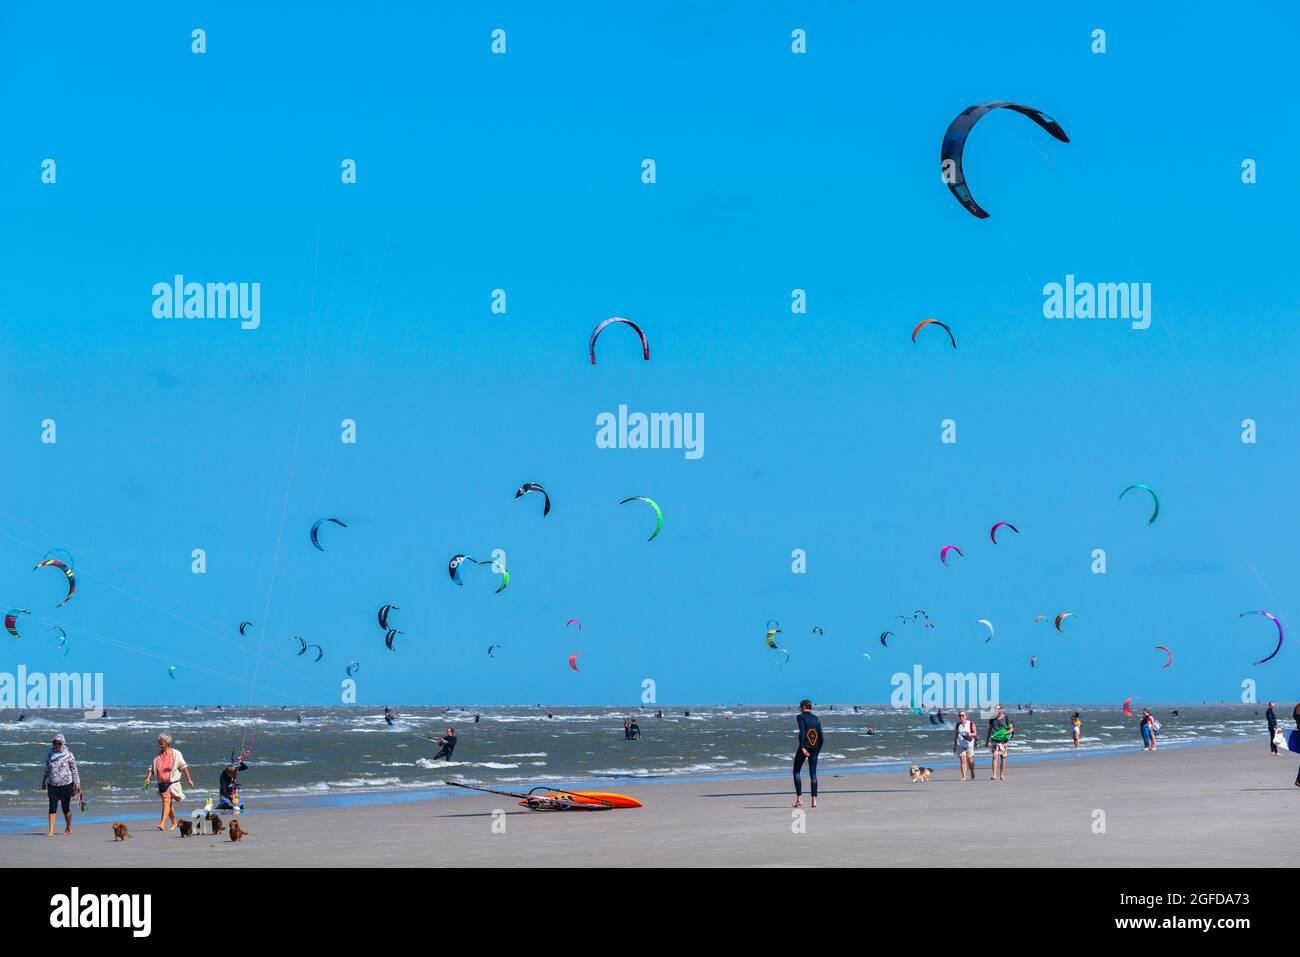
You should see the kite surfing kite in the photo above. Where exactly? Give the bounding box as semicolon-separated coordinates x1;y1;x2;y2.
310;517;347;551
384;629;401;651
346;661;360;677
620;496;662;542
305;644;324;663
1119;484;1159;525
811;626;824;637
566;618;582;631
1122;697;1136;718
1054;612;1075;634
941;101;1070;219
168;666;178;680
444;780;639;812
33;560;75;606
1030;655;1037;668
588;317;649;365
239;620;252;636
862;652;872;661
5;609;30;638
1240;610;1284;665
51;627;70;656
940;545;964;566
568;653;582;672
1033;614;1048;623
487;644;500;658
976;619;995;643
766;621;782;650
990;521;1019;544
378;605;398;630
1155;645;1173;669
911;319;956;349
514;482;551;516
879;631;893;647
291;636;307;656
492;567;511;593
448;554;478;584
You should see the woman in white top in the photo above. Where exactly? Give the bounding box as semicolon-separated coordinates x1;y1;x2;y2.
143;733;195;831
953;710;977;782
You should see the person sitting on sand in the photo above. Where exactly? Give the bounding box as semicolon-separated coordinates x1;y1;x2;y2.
144;733;195;830
219;760;248;810
41;733;81;837
953;710;977;782
1071;712;1082;749
792;699;823;809
986;705;1012;781
432;728;457;761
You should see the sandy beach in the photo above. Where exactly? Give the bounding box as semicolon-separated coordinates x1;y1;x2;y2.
5;741;1296;867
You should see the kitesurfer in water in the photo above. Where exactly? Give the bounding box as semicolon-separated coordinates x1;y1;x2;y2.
629;718;641;740
432;728;457;761
17;710;25;722
383;707;395;726
792;699;823;809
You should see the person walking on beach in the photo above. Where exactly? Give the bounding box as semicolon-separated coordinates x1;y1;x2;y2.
432;728;457;761
953;710;977;782
144;733;195;830
1071;712;1082;749
792;699;823;808
1292;701;1300;787
985;705;1012;781
1139;708;1158;751
41;733;80;837
1266;702;1279;756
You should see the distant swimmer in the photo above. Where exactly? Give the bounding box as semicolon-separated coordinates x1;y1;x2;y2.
853;705;860;714
17;710;25;722
792;699;823;809
474;714;480;724
655;710;663;719
383;707;395;726
684;710;691;717
432;728;457;761
297;713;304;724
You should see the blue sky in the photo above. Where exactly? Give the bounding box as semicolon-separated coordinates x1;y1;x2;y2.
1;2;1297;706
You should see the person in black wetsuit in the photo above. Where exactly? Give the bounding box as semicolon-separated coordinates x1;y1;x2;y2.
432;728;457;761
383;706;395;726
1293;702;1300;787
1267;702;1279;755
793;699;823;808
629;719;641;740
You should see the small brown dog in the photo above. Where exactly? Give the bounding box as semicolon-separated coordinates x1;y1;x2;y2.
177;819;193;837
228;820;248;842
908;764;934;783
111;822;132;841
206;813;225;834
